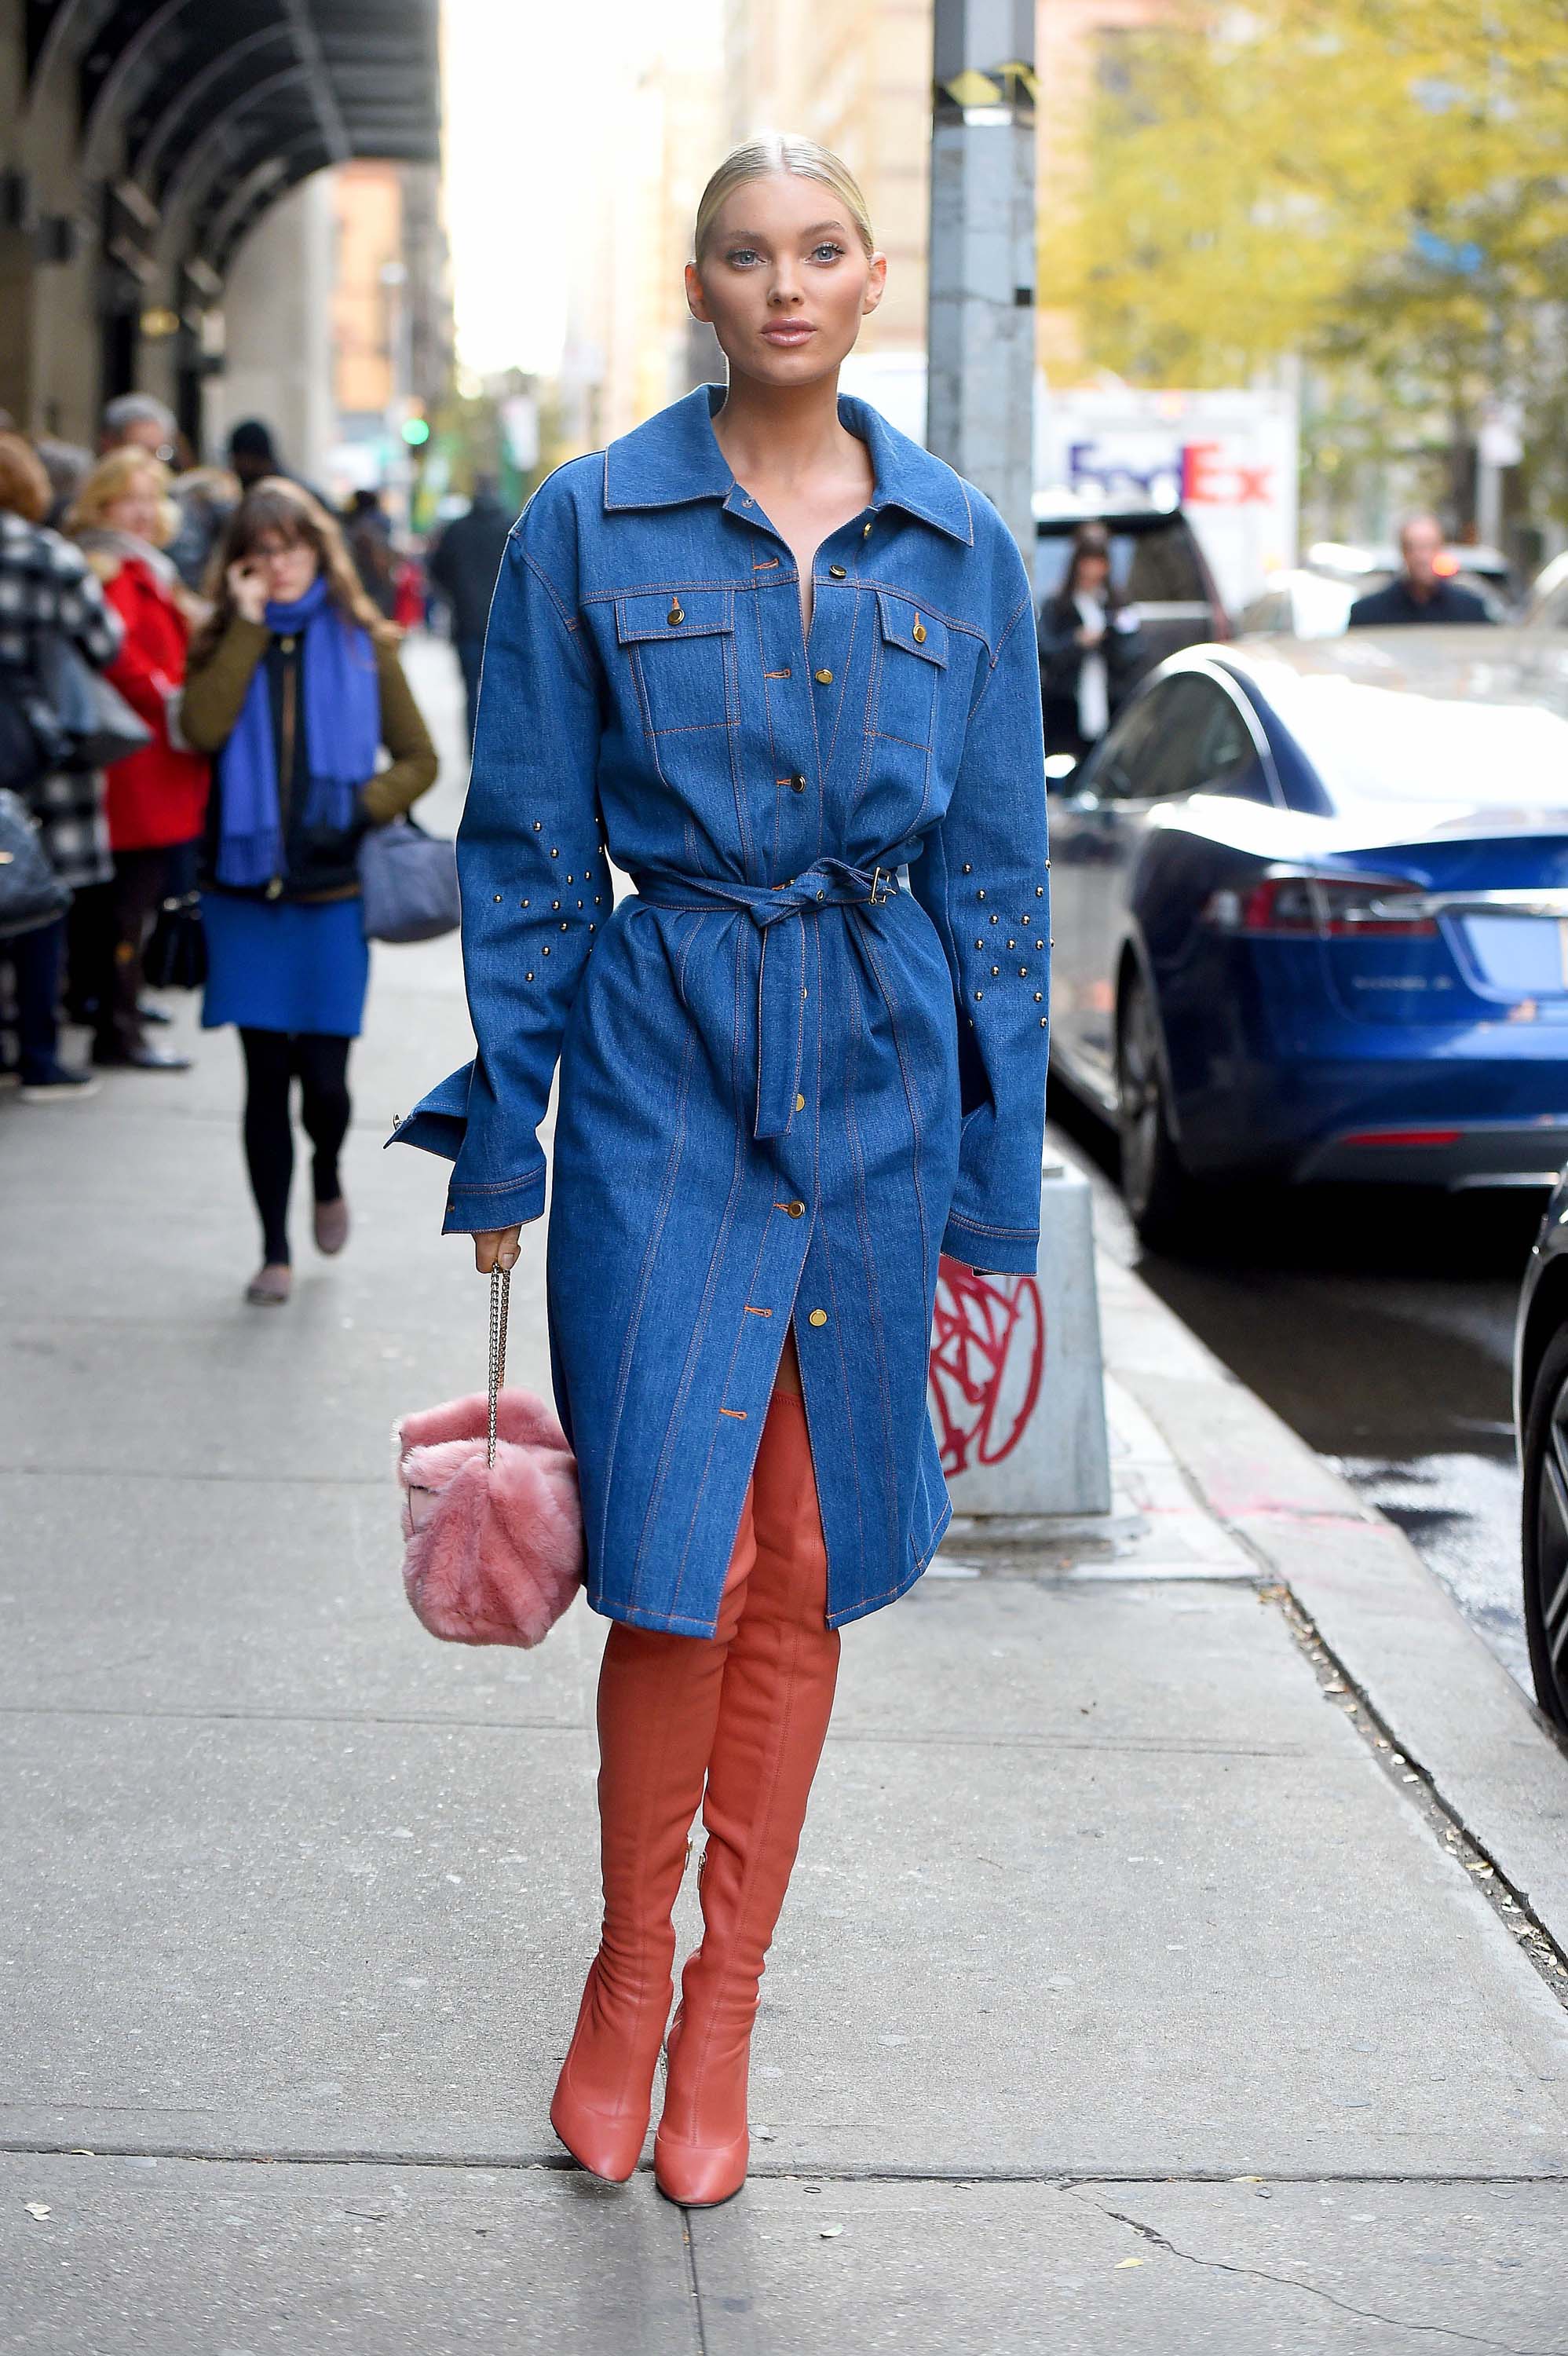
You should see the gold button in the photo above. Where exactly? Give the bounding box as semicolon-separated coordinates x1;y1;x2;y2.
862;519;872;536
785;1200;806;1218
828;565;846;579
795;1092;806;1111
814;668;833;685
667;602;684;624
912;619;927;644
791;774;807;792
808;1308;828;1326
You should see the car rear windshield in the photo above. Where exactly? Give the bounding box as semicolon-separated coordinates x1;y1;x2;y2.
1036;519;1208;606
1269;675;1568;804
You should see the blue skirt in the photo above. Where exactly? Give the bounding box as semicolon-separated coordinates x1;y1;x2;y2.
200;891;370;1037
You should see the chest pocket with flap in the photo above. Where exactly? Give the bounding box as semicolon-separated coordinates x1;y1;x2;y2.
872;591;948;748
614;588;735;734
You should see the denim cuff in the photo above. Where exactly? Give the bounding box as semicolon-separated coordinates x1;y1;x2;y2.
440;1166;546;1235
941;1210;1038;1276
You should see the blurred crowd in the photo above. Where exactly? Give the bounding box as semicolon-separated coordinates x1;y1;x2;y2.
0;390;512;1304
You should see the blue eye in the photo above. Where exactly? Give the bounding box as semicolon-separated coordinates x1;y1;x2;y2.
811;243;847;262
726;247;762;267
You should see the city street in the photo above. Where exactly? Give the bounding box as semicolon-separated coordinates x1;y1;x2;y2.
1051;1096;1541;1694
6;639;1568;2351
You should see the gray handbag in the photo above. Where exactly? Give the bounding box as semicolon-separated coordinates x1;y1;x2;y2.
358;813;461;943
0;787;71;938
36;635;151;770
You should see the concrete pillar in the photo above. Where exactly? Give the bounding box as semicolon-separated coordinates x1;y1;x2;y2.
926;0;1036;552
205;173;334;477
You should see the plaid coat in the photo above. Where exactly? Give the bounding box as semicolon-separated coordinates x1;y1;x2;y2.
0;510;122;888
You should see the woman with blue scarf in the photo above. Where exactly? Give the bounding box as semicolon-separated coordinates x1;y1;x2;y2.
182;481;437;1304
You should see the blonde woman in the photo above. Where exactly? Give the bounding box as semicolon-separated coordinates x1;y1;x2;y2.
182;480;437;1304
68;448;209;1070
395;136;1049;2206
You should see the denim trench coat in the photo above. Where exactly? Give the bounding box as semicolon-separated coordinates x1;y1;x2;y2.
392;387;1049;1635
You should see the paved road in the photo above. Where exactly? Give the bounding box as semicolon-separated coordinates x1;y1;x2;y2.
1049;1088;1542;1696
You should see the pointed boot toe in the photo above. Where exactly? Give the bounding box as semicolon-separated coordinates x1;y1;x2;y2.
549;2078;649;2183
548;1956;670;2183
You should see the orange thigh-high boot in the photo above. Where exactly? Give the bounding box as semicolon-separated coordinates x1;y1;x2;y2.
550;1493;758;2181
655;1386;842;2207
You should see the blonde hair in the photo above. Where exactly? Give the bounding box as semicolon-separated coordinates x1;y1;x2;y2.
693;134;875;262
68;448;177;546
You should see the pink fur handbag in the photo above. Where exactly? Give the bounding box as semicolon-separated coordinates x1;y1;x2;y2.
395;1267;583;1647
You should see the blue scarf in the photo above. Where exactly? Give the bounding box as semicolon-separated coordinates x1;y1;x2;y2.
215;577;381;888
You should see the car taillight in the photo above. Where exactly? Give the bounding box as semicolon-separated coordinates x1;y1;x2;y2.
1203;873;1438;938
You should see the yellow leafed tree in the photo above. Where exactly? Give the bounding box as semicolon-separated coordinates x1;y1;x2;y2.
1045;0;1568;515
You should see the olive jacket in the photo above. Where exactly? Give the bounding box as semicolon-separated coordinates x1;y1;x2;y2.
181;614;437;902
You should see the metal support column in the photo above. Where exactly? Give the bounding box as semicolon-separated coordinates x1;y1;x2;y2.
926;0;1037;554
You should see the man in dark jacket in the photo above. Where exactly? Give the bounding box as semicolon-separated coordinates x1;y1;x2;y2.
427;477;512;744
1348;515;1494;627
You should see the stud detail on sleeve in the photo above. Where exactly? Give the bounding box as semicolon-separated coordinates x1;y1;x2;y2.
667;600;685;625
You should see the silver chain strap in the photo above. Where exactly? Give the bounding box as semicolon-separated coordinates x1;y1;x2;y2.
487;1263;510;1469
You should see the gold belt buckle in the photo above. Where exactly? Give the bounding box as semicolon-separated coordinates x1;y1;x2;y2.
869;865;894;904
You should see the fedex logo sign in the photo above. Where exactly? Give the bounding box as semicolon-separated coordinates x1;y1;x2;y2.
1066;439;1275;507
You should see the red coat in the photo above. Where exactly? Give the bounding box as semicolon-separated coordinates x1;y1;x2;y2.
101;556;210;851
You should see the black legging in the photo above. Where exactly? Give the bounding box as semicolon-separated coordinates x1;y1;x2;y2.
239;1027;353;1266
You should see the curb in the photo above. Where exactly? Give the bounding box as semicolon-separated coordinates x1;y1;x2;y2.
1092;1246;1568;1962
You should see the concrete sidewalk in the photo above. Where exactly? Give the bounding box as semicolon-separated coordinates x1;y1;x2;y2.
5;638;1568;2354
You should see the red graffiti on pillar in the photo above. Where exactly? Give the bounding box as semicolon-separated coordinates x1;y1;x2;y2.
927;1255;1046;1475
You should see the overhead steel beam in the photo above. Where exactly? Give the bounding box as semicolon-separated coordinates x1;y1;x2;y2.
133;24;295;190
79;0;202;169
158;65;313;229
279;0;352;166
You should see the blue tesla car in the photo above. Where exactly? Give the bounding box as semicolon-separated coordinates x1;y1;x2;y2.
1048;629;1568;1242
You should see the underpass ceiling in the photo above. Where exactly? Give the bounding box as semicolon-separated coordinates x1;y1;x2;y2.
25;0;440;272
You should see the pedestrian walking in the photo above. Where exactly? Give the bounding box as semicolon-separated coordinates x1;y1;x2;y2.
426;475;511;745
1036;523;1143;763
392;135;1048;2208
0;432;122;1102
181;479;437;1306
342;488;397;619
68;448;207;1071
1348;514;1495;626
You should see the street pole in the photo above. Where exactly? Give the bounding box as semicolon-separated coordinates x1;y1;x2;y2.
926;0;1038;558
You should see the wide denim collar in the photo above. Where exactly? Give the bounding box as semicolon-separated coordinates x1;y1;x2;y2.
601;383;975;547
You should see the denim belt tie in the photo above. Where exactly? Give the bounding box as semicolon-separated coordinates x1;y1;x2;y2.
630;850;919;1140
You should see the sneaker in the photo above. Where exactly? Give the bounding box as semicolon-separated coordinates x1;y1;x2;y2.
18;1066;101;1103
